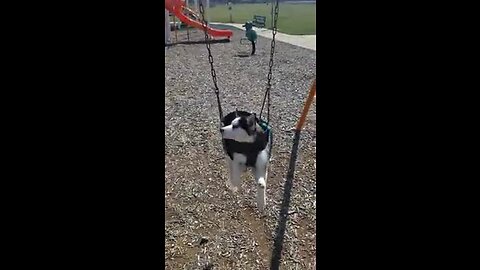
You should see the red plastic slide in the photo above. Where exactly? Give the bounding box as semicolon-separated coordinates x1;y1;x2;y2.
165;0;233;38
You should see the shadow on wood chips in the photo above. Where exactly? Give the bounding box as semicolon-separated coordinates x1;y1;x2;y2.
270;129;302;270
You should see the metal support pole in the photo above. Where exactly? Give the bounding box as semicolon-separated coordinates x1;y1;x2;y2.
165;9;170;44
173;15;178;42
294;79;316;131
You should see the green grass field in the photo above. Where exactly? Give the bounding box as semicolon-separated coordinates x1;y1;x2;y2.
207;3;316;35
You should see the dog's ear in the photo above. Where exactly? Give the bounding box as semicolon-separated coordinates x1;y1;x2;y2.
246;113;256;129
235;109;239;118
250;112;259;125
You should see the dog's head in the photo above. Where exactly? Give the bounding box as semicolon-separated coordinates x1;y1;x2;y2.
220;110;260;143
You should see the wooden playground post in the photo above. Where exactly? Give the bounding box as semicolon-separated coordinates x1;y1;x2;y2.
294;79;316;131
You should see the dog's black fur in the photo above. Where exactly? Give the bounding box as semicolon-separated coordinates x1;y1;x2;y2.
221;111;269;166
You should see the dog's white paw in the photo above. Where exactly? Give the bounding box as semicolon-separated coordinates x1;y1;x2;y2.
257;178;266;188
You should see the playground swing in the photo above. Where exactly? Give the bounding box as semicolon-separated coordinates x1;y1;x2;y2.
236;38;254;57
236;22;258;57
198;0;280;156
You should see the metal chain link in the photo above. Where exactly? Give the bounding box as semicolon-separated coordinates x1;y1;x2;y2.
199;0;278;125
259;0;280;124
199;2;223;121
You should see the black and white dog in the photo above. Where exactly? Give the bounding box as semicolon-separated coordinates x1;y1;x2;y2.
220;110;272;211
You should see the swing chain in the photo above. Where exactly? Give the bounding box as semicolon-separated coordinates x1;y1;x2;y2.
199;2;223;121
259;0;280;124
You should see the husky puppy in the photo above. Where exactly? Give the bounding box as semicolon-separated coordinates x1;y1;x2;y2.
220;110;271;211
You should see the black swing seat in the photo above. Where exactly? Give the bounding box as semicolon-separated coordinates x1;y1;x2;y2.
221;110;273;166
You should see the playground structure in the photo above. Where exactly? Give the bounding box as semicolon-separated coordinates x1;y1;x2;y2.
165;1;317;266
165;0;233;45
